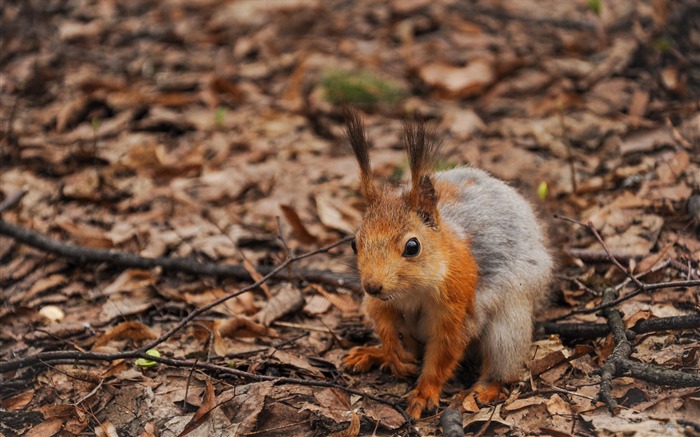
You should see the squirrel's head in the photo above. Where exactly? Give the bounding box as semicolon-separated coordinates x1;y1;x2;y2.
345;109;446;301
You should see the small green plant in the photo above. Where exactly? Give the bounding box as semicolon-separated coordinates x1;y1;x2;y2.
214;106;226;129
587;0;602;15
322;69;404;107
537;181;549;201
135;349;161;368
652;38;673;53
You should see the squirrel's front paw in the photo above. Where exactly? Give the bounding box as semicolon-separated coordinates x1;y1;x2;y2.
406;387;440;420
379;352;418;378
344;346;383;373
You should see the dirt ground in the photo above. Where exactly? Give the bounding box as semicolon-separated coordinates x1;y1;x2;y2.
1;0;699;436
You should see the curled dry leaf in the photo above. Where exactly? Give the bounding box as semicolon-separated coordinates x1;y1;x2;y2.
217;316;277;339
95;421;120;437
361;399;405;430
315;192;359;235
243;259;271;298
462;393;480;413
309;284;358;314
92;321;158;349
419;59;495;98
38;305;65;322
54;216;114;248
280;203;318;244
179;379;216;437
254;283;305;326
328;412;360;437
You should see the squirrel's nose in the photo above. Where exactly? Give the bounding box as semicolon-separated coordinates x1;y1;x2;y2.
363;281;383;296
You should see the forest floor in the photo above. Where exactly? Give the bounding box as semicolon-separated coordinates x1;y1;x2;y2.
1;0;699;436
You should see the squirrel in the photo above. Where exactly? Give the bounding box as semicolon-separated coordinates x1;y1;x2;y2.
342;109;553;420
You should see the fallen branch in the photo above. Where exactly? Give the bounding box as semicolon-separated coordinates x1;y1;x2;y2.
541;314;700;340
0;218;360;293
440;408;465;437
594;288;700;413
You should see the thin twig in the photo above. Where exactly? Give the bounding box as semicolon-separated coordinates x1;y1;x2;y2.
587;221;644;288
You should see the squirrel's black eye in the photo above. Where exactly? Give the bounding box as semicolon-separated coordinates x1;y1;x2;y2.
351;238;357;254
403;238;420;257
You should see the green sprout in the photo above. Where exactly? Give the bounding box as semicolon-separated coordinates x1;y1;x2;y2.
135;349;161;368
587;0;602;15
537;181;549;201
322;69;404;107
214;106;226;129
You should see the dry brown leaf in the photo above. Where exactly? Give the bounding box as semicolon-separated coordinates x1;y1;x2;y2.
217;316;277;339
315;192;358;234
462;393;480;413
328;412;360;437
254;283;305;326
179;378;216;437
138;422;158;437
304;294;332;315
545;394;572;416
625;310;652;329
183;288;256;316
529;350;568;377
280;203;319;244
362;399;405;430
419;59;495;98
503;396;546;412
1;391;34;411
619;128;674;155
23;274;67;304
309;284;359;314
99;290;155;322
62;168;101;200
463;404;512;433
92;321;158;349
55;96;89;132
102;269;157;295
271;350;323;376
54;216;113;248
243;259;271;298
217;381;275;433
26;418;65;437
95;421;120;437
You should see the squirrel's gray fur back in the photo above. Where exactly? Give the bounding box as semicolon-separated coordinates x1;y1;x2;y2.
437;167;552;321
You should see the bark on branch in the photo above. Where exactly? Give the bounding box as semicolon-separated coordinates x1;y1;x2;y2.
594;288;700;413
0;218;360;293
541;314;700;340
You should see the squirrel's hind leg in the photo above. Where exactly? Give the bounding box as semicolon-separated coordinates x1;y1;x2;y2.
475;297;533;402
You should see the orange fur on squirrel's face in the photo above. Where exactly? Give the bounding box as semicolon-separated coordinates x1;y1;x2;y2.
342;109;553;421
354;191;447;302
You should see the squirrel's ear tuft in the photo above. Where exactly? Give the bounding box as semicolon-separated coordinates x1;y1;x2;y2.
403;116;441;228
344;107;379;204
